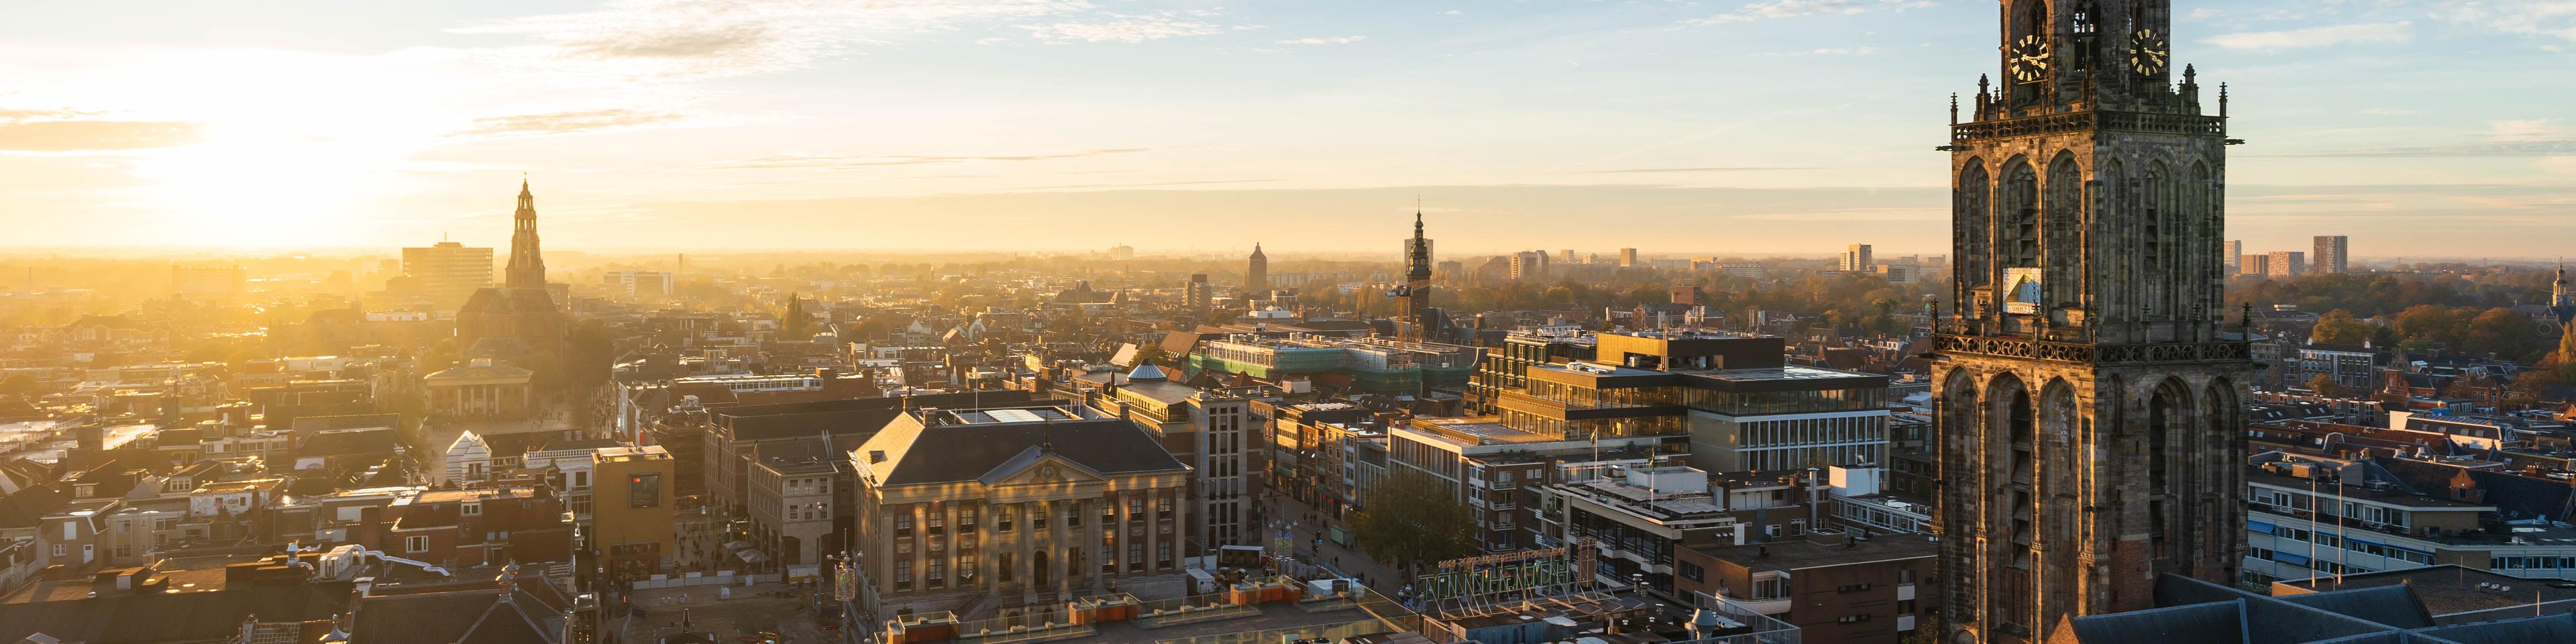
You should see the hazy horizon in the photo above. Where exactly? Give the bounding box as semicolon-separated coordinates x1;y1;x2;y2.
3;1;2571;257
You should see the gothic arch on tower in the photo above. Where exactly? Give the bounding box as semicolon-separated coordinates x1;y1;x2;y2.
1958;160;1994;295
2045;151;2086;311
1984;371;2038;633
2000;157;2041;270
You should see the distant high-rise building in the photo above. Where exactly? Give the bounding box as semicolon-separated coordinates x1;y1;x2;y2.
1186;273;1213;309
2224;240;2243;273
1559;249;1578;264
601;271;674;299
1841;244;1874;272
1509;251;1550;280
2268;251;2306;277
2240;254;2271;276
171;262;244;302
2312;235;2349;274
397;241;494;311
1619;248;1639;268
1108;244;1136;260
1246;243;1268;294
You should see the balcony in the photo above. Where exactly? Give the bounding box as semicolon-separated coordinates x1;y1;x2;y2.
1898;583;1916;601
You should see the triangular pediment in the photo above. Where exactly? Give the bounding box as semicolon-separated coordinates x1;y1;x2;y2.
983;449;1110;487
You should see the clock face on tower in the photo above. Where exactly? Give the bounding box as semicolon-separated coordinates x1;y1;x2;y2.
2009;34;2051;83
2129;28;2169;75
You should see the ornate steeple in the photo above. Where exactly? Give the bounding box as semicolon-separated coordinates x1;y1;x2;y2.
505;176;546;289
2555;260;2570;307
1246;242;1270;294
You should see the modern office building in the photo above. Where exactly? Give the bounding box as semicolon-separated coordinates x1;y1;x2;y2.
1491;330;1891;471
396;241;494;312
1841;244;1874;272
2269;250;2308;278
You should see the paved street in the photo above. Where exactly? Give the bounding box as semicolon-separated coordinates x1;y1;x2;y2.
1258;492;1410;597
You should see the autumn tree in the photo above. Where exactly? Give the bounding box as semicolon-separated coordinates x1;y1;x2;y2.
2307;374;2347;398
2311;309;2376;345
1348;468;1479;576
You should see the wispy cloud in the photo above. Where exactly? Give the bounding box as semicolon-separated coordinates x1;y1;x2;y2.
2432;0;2576;42
1275;36;1365;45
1017;10;1248;44
1577;166;1817;174
2206;21;2413;51
2268;119;2576;158
1682;0;1933;27
451;0;1094;76
0;111;197;152
460;109;688;138
712;148;1152;170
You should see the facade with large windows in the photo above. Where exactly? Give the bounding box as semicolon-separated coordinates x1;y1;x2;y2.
851;405;1194;610
1489;330;1891;472
2242;457;2576;584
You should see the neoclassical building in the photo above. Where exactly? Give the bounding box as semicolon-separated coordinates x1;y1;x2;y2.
1930;1;2252;642
851;405;1193;611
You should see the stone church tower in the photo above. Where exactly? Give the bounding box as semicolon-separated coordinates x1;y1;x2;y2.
1931;2;2252;641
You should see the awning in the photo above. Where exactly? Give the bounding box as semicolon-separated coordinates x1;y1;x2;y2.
723;540;754;551
737;549;771;563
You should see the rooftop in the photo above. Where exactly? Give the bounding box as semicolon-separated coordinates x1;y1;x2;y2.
1690;533;1938;572
2275;564;2576;616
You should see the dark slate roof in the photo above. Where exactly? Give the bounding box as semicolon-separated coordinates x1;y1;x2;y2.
0;578;354;644
716;390;1033;442
350;587;561;644
2414;613;2576;644
297;427;399;458
0;486;69;529
2377;457;2576;523
862;412;1187;486
2063;600;2247;644
2277;586;2435;630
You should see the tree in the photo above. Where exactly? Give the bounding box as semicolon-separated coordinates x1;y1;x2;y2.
2461;307;2542;360
2505;369;2561;409
2311;309;2375;345
1348;468;1478;576
2307;374;2347;398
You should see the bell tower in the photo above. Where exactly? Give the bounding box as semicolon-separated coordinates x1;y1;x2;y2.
1932;2;2251;642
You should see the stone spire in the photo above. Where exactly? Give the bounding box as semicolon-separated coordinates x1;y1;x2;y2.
2555;260;2570;307
504;176;546;289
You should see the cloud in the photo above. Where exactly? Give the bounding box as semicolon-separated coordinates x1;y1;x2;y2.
1682;0;1933;27
0;117;198;152
1577;166;1817;174
712;148;1152;170
2205;21;2413;50
460;109;687;137
1275;36;1365;45
1004;178;1279;190
1017;11;1242;44
2432;1;2576;42
2277;119;2576;157
451;0;1093;76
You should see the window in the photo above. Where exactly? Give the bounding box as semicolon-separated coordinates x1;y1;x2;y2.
462;501;482;517
896;561;913;590
1129;498;1145;516
1000;553;1016;582
405;535;429;553
961;507;978;532
1158;542;1173;568
894;513;914;537
1068;507;1083;528
958;553;977;580
926;510;945;534
52;544;65;557
1679;561;1705;582
1157;496;1173;514
998;507;1015;532
1032;503;1048;530
927;559;945;587
1129;542;1145;572
1898;568;1919;584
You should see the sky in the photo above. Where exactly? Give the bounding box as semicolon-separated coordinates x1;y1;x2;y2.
1;0;2571;260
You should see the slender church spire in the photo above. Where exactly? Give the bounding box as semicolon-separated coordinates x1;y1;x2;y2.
505;176;547;289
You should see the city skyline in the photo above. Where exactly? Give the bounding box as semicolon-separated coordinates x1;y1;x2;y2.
2;1;2571;256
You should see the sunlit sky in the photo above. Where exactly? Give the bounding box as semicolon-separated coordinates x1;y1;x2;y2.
1;1;2570;258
